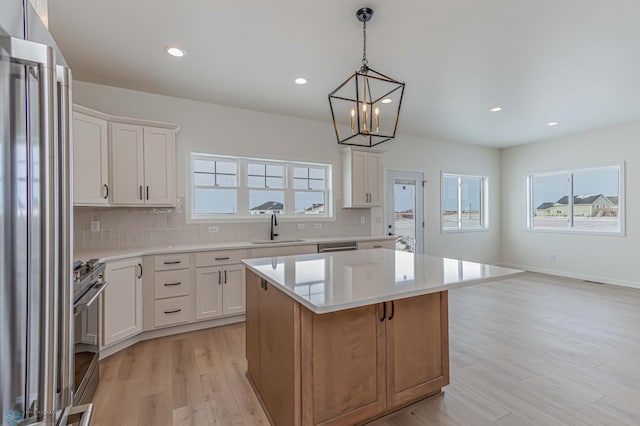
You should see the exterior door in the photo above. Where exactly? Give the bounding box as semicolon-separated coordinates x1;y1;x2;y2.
385;170;425;253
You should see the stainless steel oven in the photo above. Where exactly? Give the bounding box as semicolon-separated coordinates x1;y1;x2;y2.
72;260;108;406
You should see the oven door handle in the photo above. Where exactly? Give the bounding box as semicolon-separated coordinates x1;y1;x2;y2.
74;282;109;313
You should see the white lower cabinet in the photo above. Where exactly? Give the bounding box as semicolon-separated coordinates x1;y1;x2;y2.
195;263;245;320
103;257;142;347
154;296;191;328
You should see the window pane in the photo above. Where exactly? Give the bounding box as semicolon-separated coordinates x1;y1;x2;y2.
194;188;237;214
266;177;284;188
194;159;214;173
531;173;569;228
248;176;264;187
266;164;284;177
309;168;324;180
293;178;308;189
295;192;325;214
194;172;215;186
442;176;458;229
249;190;284;214
247;163;265;176
216;161;236;175
216;174;237;186
293;167;308;178
308;179;324;190
460;177;482;228
572;168;620;231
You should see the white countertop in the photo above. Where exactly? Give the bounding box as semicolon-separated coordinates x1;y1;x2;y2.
74;235;395;263
243;249;524;314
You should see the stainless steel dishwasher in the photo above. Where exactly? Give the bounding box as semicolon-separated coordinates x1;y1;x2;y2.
317;241;358;253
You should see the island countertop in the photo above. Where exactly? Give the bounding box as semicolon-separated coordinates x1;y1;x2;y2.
242;249;524;314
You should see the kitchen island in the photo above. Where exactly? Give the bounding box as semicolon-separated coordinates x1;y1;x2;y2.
242;249;523;426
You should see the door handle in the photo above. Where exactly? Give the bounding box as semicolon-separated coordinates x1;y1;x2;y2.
146;185;149;200
164;309;182;314
224;270;228;284
139;185;143;200
215;257;230;261
380;302;387;322
218;270;222;285
388;300;395;320
103;184;109;199
137;263;143;279
163;260;181;265
164;282;181;287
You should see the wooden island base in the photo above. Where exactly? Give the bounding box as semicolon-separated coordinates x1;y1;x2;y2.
245;270;450;426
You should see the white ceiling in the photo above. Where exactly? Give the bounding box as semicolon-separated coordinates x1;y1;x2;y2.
49;0;640;148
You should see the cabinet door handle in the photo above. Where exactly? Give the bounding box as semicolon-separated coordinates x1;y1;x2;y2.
137;263;143;279
218;270;222;285
163;260;181;265
373;245;382;249
164;309;181;314
214;257;230;261
146;185;149;200
224;270;227;284
380;302;386;322
388;300;395;320
139;185;143;200
164;282;181;287
103;184;109;199
260;278;267;291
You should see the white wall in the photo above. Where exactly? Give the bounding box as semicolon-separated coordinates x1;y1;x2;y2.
382;136;502;264
73;81;502;262
501;122;639;287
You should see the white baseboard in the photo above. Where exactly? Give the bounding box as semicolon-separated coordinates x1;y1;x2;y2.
100;314;246;359
498;263;640;290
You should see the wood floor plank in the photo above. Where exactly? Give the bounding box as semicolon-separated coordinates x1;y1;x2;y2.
89;272;640;425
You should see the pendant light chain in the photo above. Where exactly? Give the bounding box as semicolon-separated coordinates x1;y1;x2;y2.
361;20;368;68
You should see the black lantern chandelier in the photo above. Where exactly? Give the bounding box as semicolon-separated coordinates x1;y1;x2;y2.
329;7;405;147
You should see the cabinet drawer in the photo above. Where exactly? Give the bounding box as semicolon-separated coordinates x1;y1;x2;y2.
196;249;248;267
154;253;190;271
154;296;191;328
357;240;395;250
154;269;190;299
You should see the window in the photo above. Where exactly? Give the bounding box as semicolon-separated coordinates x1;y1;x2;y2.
528;164;623;234
441;173;487;231
189;153;332;221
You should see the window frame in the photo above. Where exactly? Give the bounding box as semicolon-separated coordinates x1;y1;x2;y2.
188;153;333;222
526;163;625;236
440;172;489;233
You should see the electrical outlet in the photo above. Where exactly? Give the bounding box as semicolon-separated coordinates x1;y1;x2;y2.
550;254;557;262
297;223;306;230
208;226;219;233
314;223;323;229
90;221;100;232
360;216;366;225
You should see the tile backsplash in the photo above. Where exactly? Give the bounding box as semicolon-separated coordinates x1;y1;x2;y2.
74;197;372;252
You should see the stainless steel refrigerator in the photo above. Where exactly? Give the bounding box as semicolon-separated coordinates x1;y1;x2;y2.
1;1;90;425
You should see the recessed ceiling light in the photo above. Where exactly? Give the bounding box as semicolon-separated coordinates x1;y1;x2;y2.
166;47;185;57
548;121;559;127
490;106;503;112
381;98;393;104
295;77;308;85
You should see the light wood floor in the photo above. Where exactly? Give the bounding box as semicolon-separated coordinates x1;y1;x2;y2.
90;273;640;425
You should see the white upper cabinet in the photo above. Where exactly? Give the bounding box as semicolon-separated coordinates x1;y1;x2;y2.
110;123;176;207
342;147;383;208
73;110;109;205
110;122;145;205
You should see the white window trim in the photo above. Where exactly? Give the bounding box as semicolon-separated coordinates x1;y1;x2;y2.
525;162;625;236
440;172;489;233
188;153;334;223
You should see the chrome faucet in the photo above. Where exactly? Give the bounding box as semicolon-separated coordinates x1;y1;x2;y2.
270;212;279;240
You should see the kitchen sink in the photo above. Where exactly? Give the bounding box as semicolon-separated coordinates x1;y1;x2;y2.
250;239;306;244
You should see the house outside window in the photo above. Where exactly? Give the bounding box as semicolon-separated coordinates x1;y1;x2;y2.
189;153;332;221
441;173;488;232
528;164;624;234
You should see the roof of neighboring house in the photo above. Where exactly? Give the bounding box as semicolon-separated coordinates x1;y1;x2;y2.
250;201;283;211
536;202;555;210
555;194;604;205
304;203;324;212
607;196;619;205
